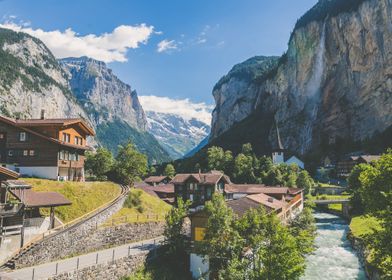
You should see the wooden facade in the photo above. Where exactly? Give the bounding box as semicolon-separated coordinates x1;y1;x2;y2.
0;116;94;181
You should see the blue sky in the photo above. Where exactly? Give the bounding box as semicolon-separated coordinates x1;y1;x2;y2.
0;0;317;110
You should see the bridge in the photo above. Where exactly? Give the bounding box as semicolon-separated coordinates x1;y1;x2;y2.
312;199;350;218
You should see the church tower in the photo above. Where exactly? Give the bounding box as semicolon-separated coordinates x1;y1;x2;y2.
272;121;285;165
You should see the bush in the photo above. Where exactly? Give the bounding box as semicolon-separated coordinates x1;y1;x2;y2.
124;190;144;213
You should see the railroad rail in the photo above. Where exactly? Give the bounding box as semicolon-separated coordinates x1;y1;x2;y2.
1;184;129;270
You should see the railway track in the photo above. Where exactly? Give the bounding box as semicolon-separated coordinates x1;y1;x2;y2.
1;184;130;270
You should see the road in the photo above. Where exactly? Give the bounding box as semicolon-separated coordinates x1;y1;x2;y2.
2;237;163;280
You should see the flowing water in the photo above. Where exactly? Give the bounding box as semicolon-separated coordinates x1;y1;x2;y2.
301;212;367;280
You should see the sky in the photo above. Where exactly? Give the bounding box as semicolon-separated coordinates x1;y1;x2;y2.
0;0;317;124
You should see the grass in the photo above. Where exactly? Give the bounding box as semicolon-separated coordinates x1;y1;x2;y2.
350;215;382;239
318;183;345;189
24;178;121;223
104;189;171;225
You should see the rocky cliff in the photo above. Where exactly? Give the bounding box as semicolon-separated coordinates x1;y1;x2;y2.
210;0;392;159
60;57;147;131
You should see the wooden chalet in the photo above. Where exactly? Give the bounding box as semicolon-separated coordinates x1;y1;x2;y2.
336;154;381;177
171;171;231;207
0;112;95;181
144;176;170;186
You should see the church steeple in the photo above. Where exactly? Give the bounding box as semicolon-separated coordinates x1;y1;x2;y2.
272;120;285;164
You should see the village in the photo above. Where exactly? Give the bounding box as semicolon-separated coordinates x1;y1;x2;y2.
0;113;388;280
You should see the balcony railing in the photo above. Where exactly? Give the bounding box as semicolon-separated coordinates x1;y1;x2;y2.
0;203;24;217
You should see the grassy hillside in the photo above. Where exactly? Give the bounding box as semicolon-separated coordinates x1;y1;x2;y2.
96;119;171;164
24;178;121;223
105;188;171;225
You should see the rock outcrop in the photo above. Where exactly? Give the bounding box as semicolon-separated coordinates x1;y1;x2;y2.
210;0;392;157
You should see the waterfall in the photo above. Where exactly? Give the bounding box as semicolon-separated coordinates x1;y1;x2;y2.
301;21;327;153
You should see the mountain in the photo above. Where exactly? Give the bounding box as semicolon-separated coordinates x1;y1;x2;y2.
208;0;392;164
0;28;171;163
145;111;210;159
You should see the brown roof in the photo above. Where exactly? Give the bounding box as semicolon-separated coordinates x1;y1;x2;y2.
0;115;93;150
135;183;175;197
224;184;291;195
226;197;263;217
246;193;286;210
144;176;169;184
14;118;95;136
0;166;19;180
10;189;71;207
171;171;231;185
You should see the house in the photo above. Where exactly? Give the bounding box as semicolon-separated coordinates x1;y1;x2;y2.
188;189;304;279
171;171;231;207
336;154;381;177
0;113;95;181
144;175;170;186
0;166;71;248
135;182;175;204
271;122;304;169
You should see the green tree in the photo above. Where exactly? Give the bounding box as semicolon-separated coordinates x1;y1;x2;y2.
264;166;284;186
207;146;233;174
164;163;176;178
164;197;190;256
233;153;256;183
148;165;156;176
85;147;114;181
290;208;317;256
296;170;314;194
348;163;372;214
197;194;243;275
113;142;148;186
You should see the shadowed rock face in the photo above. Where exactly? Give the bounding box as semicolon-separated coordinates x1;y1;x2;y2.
60;56;147;131
211;0;392;155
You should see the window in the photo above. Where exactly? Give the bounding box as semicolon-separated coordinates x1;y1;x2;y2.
64;151;69;161
29;150;35;156
74;136;83;145
75;153;79;161
62;133;70;143
23;150;28;156
8;150;13;157
194;227;206;241
59;150;64;160
0;133;4;139
189;194;194;202
19;132;27;142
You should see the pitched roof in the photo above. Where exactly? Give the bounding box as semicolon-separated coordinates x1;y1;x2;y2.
10;189;72;207
171;171;231;185
144;176;169;184
0;115;93;150
358;155;381;163
246;193;286;210
135;183;175;197
0;166;19;180
14;118;95;136
224;184;289;195
226;197;263;217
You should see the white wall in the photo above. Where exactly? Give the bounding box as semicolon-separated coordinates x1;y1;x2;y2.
7;165;58;180
272;152;284;165
190;253;209;280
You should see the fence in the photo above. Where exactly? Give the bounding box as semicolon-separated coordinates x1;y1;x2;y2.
7;237;163;280
103;213;166;226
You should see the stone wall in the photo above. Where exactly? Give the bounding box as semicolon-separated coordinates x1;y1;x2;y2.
49;252;151;280
12;195;126;269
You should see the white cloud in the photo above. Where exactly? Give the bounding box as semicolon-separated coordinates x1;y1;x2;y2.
139;95;213;125
0;21;154;62
157;39;178;53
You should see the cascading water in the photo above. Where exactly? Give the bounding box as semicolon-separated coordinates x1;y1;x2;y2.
301;21;327;154
302;212;367;280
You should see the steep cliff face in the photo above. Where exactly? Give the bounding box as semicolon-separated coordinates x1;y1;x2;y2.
0;28;87;120
210;0;392;157
60;57;147;131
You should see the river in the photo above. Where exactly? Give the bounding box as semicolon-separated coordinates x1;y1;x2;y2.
301;211;367;280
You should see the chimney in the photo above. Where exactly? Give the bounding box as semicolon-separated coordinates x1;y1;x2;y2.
267;197;274;203
40;109;45;120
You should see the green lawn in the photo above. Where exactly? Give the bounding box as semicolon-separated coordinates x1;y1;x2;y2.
24;178;121;223
350;215;382;238
104;188;171;226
